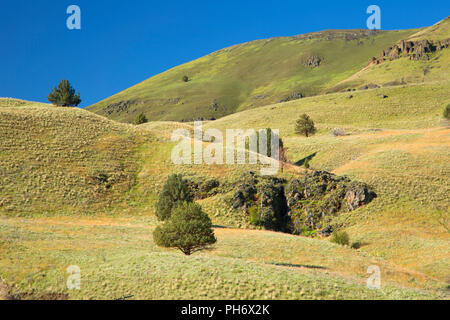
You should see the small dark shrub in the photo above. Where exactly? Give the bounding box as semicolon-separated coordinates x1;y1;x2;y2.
182;75;189;82
200;179;220;194
444;104;450;120
303;158;310;169
135;113;148;125
351;241;361;249
330;231;350;246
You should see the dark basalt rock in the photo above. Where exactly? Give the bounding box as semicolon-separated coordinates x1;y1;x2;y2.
279;92;304;103
344;181;377;212
103;100;135;115
285;171;376;235
186;178;220;200
319;225;333;237
359;83;380;90
232;172;258;209
230;172;288;231
258;178;288;231
231;170;376;236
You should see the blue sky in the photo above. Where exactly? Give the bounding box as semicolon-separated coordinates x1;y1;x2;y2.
0;0;448;107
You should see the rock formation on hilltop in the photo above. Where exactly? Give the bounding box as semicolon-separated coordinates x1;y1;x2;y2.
369;38;450;65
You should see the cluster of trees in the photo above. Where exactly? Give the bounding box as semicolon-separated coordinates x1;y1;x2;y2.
154;174;216;256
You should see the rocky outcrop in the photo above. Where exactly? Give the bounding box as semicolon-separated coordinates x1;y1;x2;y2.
286;171;376;235
230;172;289;232
278;92;304;103
368;38;450;65
103;100;135;115
303;55;322;68
344;181;377;211
230;171;376;236
359;83;380;90
186;178;221;200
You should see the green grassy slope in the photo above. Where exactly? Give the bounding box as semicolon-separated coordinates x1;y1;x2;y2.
406;16;450;41
87;29;419;122
203;80;450;286
327;16;450;92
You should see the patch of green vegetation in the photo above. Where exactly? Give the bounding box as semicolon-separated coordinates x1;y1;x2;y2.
155;174;193;221
153;202;216;256
88;29;419;122
134;113;148;125
330;231;350;246
329;49;450;92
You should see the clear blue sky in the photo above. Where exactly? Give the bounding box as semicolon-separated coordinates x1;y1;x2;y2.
0;0;448;107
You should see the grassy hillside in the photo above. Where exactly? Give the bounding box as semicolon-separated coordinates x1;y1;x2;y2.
328;17;450;92
1;18;449;300
0;98;147;215
1;88;449;299
203;80;450;285
406;16;450;41
87;29;419;122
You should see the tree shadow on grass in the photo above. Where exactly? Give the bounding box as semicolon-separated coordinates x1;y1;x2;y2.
212;225;228;229
294;152;317;167
270;262;327;270
350;241;370;250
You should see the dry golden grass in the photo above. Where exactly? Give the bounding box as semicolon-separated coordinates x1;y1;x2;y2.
1;92;448;299
0;101;145;215
0;216;446;300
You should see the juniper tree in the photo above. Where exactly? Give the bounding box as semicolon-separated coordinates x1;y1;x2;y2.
155;174;193;221
153;202;216;256
48;80;81;107
295;114;317;137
